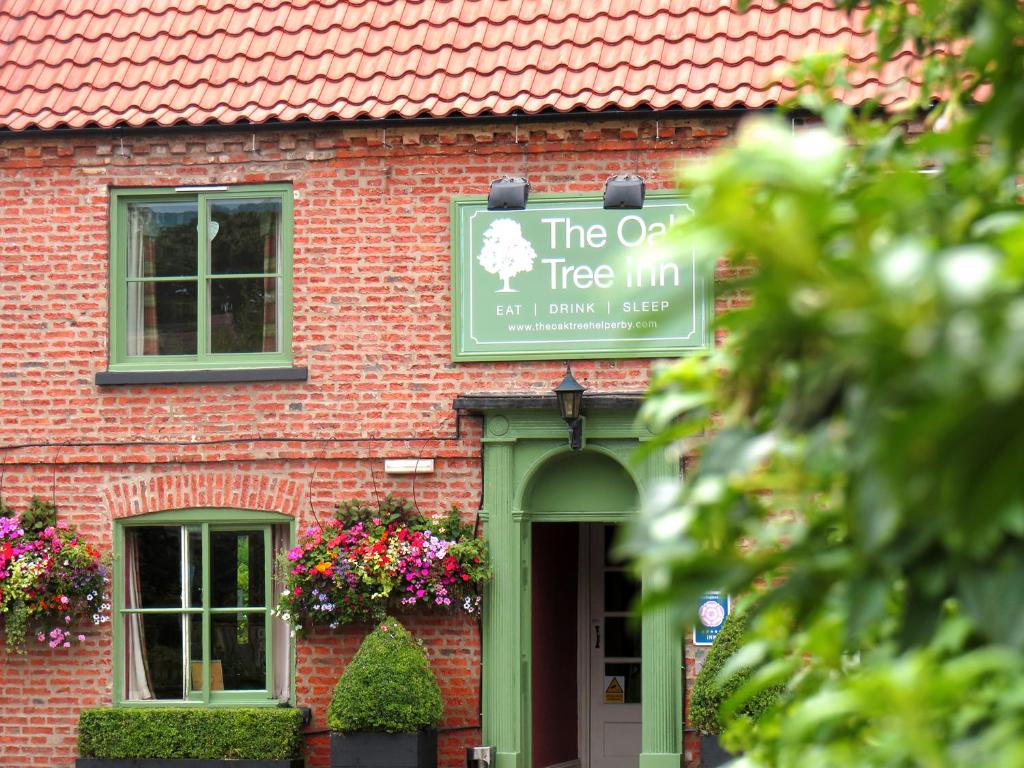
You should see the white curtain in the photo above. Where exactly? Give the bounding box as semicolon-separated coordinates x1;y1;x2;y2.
272;525;291;700
261;209;278;352
125;207;158;356
124;530;155;700
126;207;144;356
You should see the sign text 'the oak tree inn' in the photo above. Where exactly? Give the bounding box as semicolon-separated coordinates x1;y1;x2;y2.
450;194;712;361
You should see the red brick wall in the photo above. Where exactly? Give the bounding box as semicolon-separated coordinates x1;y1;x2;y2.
0;115;737;767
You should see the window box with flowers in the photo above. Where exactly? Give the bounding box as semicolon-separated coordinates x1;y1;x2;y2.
275;496;491;631
0;498;110;654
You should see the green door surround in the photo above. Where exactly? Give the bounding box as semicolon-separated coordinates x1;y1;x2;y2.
455;395;683;768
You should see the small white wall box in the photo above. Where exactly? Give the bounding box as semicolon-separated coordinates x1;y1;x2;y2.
384;458;435;474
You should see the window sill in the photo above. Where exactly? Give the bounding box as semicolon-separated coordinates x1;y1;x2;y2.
95;367;308;386
111;699;290;708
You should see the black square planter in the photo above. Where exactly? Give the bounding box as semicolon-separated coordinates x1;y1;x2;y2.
76;760;303;768
700;734;735;768
329;730;437;768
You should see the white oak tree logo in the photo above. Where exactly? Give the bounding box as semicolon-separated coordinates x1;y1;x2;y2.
477;218;537;293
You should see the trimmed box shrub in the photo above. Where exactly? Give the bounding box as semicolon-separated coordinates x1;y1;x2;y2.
690;610;783;768
328;618;441;768
328;618;442;733
689;610;781;735
77;707;304;760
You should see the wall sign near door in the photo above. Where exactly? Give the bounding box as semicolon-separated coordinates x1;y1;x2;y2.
451;194;712;361
694;592;731;646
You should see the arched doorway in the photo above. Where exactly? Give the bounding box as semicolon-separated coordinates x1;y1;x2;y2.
459;397;683;768
524;450;642;768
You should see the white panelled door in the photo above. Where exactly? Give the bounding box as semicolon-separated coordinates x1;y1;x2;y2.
585;524;642;768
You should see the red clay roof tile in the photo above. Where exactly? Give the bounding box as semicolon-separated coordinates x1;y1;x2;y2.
0;0;916;132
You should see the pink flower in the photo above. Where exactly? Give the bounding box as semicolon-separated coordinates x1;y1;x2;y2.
77;635;86;642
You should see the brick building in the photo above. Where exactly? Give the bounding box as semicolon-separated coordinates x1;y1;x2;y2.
0;3;903;767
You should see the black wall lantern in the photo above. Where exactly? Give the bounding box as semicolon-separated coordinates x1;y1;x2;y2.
553;363;586;450
487;176;531;210
603;174;645;209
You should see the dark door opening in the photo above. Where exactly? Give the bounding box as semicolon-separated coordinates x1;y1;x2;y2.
531;521;580;768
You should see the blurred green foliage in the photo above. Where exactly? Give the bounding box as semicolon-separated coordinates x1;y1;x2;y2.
626;1;1024;765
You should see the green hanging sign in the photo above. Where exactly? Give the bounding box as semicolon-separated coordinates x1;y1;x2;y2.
450;193;712;361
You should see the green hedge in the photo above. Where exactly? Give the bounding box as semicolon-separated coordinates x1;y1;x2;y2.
328;618;442;733
689;610;782;735
78;707;304;759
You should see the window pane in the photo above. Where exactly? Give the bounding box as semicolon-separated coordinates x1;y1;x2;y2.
604;523;624;565
188;526;203;608
139;613;184;699
126;527;182;608
209;198;280;275
126;202;198;278
605;662;642;704
187;613;220;692
604;570;639;613
212;612;267;691
604;617;642;658
126;280;197;356
209;278;278;354
211;530;266;608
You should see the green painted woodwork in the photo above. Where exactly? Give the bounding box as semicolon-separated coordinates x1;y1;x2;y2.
522;450;639;514
638;754;688;768
111;508;294;708
638;447;684;768
477;406;682;767
108;184;294;371
480;440;523;768
450;192;712;362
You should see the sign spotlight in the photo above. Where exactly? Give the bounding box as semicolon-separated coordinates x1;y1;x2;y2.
603;174;645;209
487;176;531;210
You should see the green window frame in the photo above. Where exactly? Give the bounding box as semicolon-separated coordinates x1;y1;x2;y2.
112;509;295;707
108;184;294;371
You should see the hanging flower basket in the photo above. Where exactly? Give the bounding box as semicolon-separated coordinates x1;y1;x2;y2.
276;496;490;631
0;498;110;653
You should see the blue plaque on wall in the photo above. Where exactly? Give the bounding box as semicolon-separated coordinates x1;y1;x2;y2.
693;592;730;646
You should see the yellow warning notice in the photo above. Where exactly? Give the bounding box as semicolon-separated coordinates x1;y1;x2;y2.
604;676;625;704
